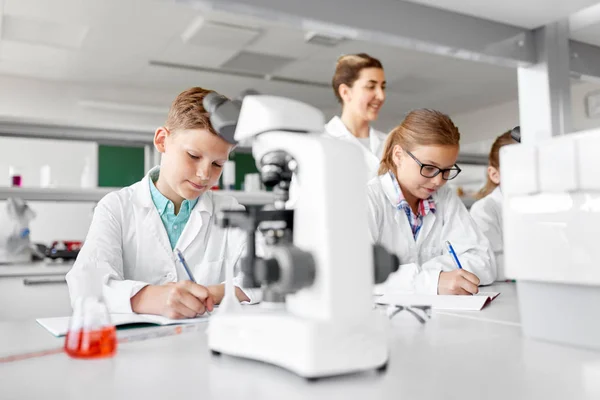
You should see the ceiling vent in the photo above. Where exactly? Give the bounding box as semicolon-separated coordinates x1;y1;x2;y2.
181;17;261;49
304;31;345;47
221;51;294;74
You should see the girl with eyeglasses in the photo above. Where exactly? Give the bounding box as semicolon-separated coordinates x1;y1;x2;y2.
367;109;496;295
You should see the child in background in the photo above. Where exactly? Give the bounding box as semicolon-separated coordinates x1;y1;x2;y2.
470;130;518;280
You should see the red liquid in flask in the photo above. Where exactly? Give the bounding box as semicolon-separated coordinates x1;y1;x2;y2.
64;326;117;359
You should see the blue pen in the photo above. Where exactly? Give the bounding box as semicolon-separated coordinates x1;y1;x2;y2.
174;248;197;283
445;241;463;270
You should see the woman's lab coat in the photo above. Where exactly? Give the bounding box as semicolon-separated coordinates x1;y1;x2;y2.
324;116;388;179
470;186;505;280
66;167;259;313
367;173;496;295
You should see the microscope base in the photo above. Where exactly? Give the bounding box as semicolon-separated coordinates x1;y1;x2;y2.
207;309;389;379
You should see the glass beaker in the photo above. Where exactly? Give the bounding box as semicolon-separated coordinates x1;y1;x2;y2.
64;266;117;359
65;295;117;359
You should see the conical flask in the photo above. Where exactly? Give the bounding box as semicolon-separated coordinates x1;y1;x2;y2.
64;268;117;358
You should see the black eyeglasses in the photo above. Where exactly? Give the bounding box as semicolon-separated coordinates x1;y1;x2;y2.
404;149;461;180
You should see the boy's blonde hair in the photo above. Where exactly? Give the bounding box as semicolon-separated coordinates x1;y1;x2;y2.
332;53;383;104
475;131;517;199
165;87;217;134
378;109;460;175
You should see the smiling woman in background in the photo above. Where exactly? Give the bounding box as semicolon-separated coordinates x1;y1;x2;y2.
325;53;388;179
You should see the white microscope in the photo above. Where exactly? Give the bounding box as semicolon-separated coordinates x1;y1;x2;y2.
202;92;398;380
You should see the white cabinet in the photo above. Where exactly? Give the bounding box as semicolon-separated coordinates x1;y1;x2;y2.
0;263;72;321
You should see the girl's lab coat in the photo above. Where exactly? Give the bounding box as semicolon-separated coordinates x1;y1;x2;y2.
66;167;259;313
324;116;388;180
367;173;496;295
470;186;505;280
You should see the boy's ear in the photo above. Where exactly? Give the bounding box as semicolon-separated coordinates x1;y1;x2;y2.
488;166;500;185
154;127;170;153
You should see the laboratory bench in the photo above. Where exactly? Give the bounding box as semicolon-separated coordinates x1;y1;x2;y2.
1;282;599;400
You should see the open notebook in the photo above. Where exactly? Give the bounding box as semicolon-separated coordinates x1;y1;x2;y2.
36;313;209;337
376;291;500;311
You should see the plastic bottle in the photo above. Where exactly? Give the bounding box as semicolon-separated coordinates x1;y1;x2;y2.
222;160;236;190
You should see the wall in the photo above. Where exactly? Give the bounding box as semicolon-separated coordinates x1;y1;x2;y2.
0;76;173;245
453;80;600;153
442;81;600;195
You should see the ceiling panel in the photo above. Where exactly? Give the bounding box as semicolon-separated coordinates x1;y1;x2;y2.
182;17;262;50
245;26;323;59
152;39;239;69
222;51;295;74
2;15;88;50
0;41;72;70
276;59;336;85
81;26;173;58
4;0;94;25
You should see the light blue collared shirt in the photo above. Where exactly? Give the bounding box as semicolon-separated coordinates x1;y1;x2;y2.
149;170;199;249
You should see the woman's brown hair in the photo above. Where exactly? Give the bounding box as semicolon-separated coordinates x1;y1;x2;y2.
332;53;383;103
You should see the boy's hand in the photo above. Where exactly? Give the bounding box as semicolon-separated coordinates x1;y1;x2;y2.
438;270;480;295
207;284;225;304
131;281;214;319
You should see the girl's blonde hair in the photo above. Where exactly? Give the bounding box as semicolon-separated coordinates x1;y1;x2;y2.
378;109;461;175
475;131;517;199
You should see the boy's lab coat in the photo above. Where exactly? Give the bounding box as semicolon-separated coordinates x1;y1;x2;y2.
66;167;259;313
324;116;388;180
367;173;497;295
470;186;505;280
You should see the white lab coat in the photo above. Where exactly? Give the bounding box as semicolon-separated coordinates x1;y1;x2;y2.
470;186;505;280
324;116;388;180
66;166;259;313
367;173;496;295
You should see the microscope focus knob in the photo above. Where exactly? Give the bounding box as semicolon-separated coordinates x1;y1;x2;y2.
373;245;400;284
255;258;281;284
263;245;316;294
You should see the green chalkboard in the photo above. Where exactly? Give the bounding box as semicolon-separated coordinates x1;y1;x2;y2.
98;145;145;187
228;151;259;190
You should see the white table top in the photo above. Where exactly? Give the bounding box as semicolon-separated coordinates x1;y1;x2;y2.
0;261;72;278
434;282;521;325
1;283;599;400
